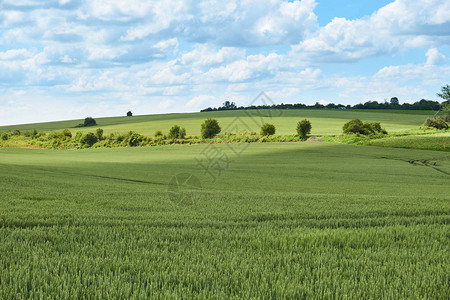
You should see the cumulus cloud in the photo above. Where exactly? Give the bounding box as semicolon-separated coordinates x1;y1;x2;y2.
425;48;446;65
292;0;450;63
1;0;450;125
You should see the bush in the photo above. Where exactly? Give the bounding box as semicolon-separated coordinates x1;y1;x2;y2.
438;113;450;123
83;117;96;127
96;128;104;140
297;119;312;140
154;130;163;138
74;131;83;142
343;119;364;134
128;131;144;147
1;133;8;141
80;132;98;147
343;119;387;135
62;129;72;139
424;118;449;130
127;111;133;117
260;123;276;136
168;125;187;139
201;118;221;138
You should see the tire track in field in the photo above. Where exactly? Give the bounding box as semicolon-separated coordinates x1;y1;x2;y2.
378;156;450;176
0;163;167;186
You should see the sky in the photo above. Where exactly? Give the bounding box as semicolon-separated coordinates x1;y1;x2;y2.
1;0;450;125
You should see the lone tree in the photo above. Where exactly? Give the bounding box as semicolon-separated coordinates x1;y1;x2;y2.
201;118;221;138
84;117;96;127
297;119;312;141
127;111;133;117
434;84;450;119
260;123;275;136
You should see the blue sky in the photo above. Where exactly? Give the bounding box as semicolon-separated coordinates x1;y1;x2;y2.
1;0;449;125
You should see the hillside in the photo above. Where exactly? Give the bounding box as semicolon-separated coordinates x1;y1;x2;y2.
0;109;434;136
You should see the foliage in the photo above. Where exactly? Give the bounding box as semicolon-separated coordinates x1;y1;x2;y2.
154;130;163;137
260;123;275;136
168;125;187;139
296;119;312;140
423;118;449;130
96;128;104;140
201;118;221;138
436;84;450;103
343;119;387;135
127;111;133;117
127;131;144;147
80;132;98;147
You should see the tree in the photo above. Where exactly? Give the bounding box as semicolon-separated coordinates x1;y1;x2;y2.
260;123;275;136
437;84;450;103
168;125;186;139
390;97;399;108
201;119;221;138
296;119;312;140
127;111;133;117
83;117;96;127
433;84;450;118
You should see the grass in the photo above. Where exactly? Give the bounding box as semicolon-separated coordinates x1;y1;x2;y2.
0;142;449;298
367;132;450;151
0;109;435;136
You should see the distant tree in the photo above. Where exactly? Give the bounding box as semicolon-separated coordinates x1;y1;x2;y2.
260;123;275;136
83;117;96;127
390;97;399;108
154;130;163;137
201;118;221;138
127;111;133;117
297;119;312;140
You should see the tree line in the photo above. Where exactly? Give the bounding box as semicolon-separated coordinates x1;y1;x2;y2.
201;96;448;112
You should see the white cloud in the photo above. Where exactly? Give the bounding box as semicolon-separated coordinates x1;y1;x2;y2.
425;48;446;65
185;94;216;109
292;0;450;63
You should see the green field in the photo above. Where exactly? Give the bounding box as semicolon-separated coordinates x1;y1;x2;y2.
1;110;449;298
1;141;449;298
0;109;434;136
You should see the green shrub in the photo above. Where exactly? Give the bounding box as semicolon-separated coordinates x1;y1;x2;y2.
297;119;312;140
260;123;275;136
96;128;104;140
201;118;221;138
12;130;20;136
343;119;364;134
74;131;83;142
62;129;72;139
343;119;387;135
80;132;98;147
168;125;187;139
1;133;8;141
424;118;449;130
128;131;143;147
438;113;450;123
154;130;163;137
